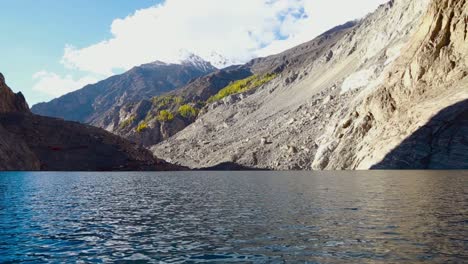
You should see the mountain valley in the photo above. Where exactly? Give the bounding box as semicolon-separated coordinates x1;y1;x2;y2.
19;0;468;170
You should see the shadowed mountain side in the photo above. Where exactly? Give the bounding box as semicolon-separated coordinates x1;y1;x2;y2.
31;58;217;124
1;71;186;171
200;162;270;171
372;100;468;169
0;113;185;171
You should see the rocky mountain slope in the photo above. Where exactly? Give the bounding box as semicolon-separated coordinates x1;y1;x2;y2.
93;21;357;147
31;56;217;124
0;74;182;171
152;0;467;169
95;67;253;147
314;0;468;169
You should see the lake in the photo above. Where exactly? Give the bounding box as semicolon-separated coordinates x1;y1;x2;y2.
0;171;466;263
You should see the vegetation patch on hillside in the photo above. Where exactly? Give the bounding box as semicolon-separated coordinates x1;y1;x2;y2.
122;74;276;134
136;121;149;133
120;115;136;128
178;104;199;119
207;73;277;103
156;110;175;122
152;95;184;108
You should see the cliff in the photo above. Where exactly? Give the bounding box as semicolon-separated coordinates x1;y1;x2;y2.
0;74;183;171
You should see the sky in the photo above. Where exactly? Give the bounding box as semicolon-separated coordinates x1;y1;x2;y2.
0;0;388;105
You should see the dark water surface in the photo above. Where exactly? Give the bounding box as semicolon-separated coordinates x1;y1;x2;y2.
0;171;466;263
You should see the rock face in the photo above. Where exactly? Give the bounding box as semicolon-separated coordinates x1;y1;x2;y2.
312;0;468;169
152;0;467;170
31;57;217;124
372;100;468;169
0;74;39;170
0;73;29;113
0;74;183;171
0;122;40;171
0;113;181;171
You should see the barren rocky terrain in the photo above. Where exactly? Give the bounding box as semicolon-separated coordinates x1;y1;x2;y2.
88;19;359;149
152;0;467;170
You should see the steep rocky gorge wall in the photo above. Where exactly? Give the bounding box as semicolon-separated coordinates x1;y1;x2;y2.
312;0;468;169
152;0;467;170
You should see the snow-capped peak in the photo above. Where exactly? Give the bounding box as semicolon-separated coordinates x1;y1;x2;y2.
177;49;238;70
206;51;235;69
143;50;236;71
172;50;215;71
180;53;216;72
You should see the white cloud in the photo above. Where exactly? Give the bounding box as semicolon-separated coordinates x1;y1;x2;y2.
61;0;388;75
61;0;310;75
32;71;99;97
35;0;388;98
257;0;389;56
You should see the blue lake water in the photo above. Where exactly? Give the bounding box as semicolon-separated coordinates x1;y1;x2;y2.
0;171;467;263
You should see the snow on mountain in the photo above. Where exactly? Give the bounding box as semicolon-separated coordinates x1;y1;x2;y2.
205;52;236;69
180;53;218;72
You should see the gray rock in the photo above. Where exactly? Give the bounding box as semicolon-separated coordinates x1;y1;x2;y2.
153;0;460;170
31;57;217;123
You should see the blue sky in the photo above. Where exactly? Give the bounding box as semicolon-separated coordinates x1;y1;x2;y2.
0;0;160;104
0;0;386;106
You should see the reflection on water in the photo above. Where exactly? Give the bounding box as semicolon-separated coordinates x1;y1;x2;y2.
0;171;466;263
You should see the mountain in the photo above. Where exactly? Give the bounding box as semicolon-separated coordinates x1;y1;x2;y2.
91;21;358;148
24;0;466;170
206;52;235;69
31;56;217;124
320;0;468;169
93;66;253;147
151;0;468;169
0;73;183;171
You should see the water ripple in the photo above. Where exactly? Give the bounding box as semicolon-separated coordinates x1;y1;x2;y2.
0;171;467;263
